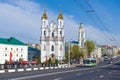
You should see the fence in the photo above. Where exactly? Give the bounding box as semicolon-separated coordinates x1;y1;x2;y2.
0;63;68;73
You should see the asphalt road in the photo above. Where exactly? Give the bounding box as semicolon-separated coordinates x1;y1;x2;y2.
0;57;120;80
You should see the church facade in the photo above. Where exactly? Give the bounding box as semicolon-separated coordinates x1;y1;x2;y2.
40;10;65;63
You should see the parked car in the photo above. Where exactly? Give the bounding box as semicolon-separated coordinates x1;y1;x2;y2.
19;61;28;65
104;56;110;61
29;61;38;65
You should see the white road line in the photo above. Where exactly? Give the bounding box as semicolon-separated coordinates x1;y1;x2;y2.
76;73;81;75
54;78;62;80
99;75;104;78
109;72;112;74
90;71;94;73
98;69;101;71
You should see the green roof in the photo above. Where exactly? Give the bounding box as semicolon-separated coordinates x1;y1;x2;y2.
0;37;26;46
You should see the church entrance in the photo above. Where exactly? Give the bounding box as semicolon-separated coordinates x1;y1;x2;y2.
50;53;55;63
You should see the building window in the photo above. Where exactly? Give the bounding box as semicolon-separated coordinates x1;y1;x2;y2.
51;45;54;51
60;31;62;36
21;48;23;51
44;21;46;27
5;53;7;57
60;21;61;27
60;45;62;51
5;47;7;51
52;32;54;37
16;48;18;51
44;31;46;37
44;44;46;50
16;54;18;57
81;32;83;38
21;54;23;57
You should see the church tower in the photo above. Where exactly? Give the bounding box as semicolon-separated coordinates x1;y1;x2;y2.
78;23;85;48
41;9;49;62
57;11;65;60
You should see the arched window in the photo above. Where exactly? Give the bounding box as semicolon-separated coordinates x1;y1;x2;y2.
44;21;46;27
44;31;46;37
51;45;54;51
60;45;62;51
60;31;62;36
44;44;46;50
60;21;62;27
81;33;83;38
52;32;54;37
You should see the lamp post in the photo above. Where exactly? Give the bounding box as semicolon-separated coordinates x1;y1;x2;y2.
68;42;71;68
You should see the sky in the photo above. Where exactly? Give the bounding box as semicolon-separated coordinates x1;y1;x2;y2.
0;0;120;46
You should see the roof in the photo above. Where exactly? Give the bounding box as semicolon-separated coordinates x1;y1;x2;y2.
0;37;26;46
69;41;79;44
58;12;63;20
41;9;48;19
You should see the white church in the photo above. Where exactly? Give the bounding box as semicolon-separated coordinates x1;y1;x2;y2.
40;10;65;63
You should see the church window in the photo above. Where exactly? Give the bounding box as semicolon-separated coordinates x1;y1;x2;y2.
81;33;83;38
52;32;54;37
44;21;46;27
60;31;62;36
44;44;46;50
44;31;46;37
60;45;62;51
51;45;54;51
60;21;62;27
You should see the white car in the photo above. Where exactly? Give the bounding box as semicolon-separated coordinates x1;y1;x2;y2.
104;56;110;61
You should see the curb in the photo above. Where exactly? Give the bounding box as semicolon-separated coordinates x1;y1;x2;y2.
0;65;68;74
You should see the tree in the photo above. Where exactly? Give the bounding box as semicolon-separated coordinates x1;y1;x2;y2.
72;45;80;59
71;45;85;62
85;40;96;58
117;50;120;55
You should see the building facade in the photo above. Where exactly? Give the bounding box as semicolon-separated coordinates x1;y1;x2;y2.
0;37;28;64
40;10;65;62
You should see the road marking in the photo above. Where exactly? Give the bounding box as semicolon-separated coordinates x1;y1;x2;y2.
109;72;112;74
54;78;62;80
98;69;101;71
90;71;94;73
76;73;81;75
99;75;104;78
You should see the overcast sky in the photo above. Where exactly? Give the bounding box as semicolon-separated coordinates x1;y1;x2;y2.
0;0;120;46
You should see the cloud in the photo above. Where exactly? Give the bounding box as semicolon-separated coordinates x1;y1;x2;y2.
0;0;119;46
85;25;120;46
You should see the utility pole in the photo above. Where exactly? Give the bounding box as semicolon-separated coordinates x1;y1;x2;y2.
68;42;71;68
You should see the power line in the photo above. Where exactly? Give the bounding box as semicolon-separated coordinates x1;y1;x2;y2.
73;0;116;46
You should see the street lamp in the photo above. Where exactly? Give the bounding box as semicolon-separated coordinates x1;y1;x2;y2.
68;42;71;68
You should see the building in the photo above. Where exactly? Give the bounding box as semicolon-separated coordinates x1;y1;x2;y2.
0;37;28;64
78;23;85;48
40;10;65;63
28;47;40;61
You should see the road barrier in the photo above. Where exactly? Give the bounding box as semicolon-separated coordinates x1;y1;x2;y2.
0;64;68;73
